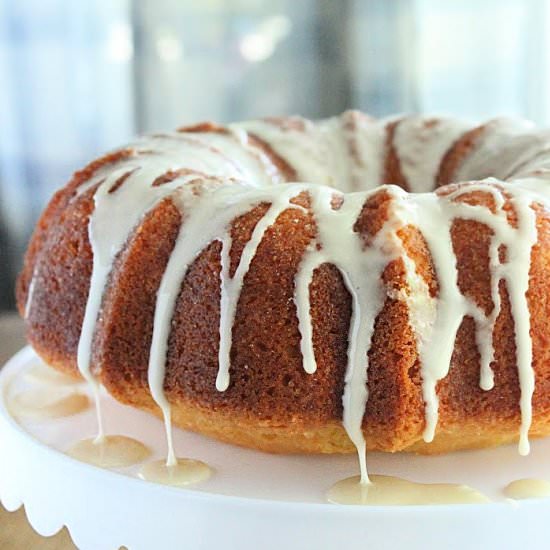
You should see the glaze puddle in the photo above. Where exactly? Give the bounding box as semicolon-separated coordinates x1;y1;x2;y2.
327;475;489;505
139;458;213;487
67;435;151;468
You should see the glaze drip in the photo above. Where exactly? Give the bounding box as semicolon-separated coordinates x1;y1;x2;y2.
294;185;407;483
396;182;539;445
217;191;305;392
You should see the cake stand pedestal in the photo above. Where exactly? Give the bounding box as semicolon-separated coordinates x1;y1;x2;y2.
1;347;549;550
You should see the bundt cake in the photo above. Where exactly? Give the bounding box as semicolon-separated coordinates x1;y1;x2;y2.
16;111;550;482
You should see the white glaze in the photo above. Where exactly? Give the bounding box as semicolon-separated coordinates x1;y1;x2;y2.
139;458;213;487
9;388;90;419
504;478;550;500
293;184;407;484
239;118;333;188
456;118;543;182
393;115;473;192
67;435;151;468
148;182;308;465
338;111;387;192
217;188;306;391
23;266;37;320
24;363;81;387
327;475;489;505
66;112;550;482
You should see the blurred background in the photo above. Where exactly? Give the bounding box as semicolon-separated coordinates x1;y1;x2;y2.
1;0;550;311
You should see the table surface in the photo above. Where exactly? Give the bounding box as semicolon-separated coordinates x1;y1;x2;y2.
0;313;75;549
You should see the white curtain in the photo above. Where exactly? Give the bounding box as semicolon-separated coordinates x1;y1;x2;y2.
1;0;550;308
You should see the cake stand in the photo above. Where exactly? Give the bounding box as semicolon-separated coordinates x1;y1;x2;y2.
1;347;550;550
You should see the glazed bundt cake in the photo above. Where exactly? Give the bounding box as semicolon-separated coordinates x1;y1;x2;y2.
16;111;550;479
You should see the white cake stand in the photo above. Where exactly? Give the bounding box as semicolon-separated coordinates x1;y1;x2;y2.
1;347;550;550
